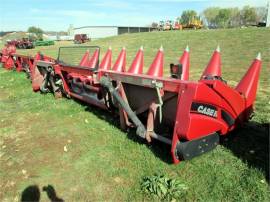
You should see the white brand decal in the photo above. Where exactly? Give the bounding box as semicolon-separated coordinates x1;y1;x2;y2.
197;105;217;117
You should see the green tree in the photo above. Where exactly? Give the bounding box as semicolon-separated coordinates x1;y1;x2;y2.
27;26;43;40
180;10;197;24
241;6;257;25
216;8;231;28
203;7;220;27
228;8;241;27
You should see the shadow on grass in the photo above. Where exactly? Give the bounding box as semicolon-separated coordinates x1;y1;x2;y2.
21;185;40;202
21;184;64;202
84;104;173;164
220;122;269;183
82;100;269;178
42;185;64;202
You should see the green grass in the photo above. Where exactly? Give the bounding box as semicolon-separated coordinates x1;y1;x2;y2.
0;28;269;201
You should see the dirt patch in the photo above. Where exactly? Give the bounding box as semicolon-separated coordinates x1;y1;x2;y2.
0;130;79;201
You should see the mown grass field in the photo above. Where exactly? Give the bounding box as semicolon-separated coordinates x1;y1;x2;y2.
0;28;269;201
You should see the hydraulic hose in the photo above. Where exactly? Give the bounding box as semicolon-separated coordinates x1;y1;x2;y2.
100;76;146;139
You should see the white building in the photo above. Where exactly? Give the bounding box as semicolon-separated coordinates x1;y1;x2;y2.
73;26;154;40
266;2;270;27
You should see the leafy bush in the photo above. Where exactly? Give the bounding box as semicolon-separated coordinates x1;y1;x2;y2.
141;174;188;200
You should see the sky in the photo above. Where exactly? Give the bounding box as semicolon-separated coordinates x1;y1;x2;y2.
0;0;268;31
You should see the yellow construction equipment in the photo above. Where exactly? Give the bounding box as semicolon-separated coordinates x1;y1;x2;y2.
183;16;203;29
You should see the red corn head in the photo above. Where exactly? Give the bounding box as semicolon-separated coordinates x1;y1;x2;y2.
1;44;263;165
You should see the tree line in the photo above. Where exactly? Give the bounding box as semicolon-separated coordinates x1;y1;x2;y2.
204;6;267;28
27;26;68;41
180;6;268;28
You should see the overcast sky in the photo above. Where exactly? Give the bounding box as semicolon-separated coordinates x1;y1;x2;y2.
0;0;268;31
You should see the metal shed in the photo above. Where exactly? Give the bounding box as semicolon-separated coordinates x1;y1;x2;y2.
73;26;154;39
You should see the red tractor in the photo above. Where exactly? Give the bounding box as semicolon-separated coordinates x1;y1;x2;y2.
7;38;34;49
74;34;90;44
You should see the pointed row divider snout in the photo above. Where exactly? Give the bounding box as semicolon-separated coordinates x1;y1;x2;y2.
179;45;190;80
79;50;90;66
88;48;99;68
99;47;112;70
146;46;164;77
201;46;221;79
127;46;144;74
100;46;261;110
235;53;262;107
112;47;126;72
111;46;187;78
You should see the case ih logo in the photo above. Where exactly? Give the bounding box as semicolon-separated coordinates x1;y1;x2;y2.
191;103;217;118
